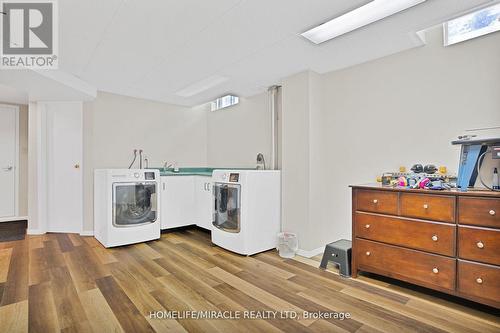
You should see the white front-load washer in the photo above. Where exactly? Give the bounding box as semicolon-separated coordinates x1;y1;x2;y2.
211;170;281;255
94;169;161;247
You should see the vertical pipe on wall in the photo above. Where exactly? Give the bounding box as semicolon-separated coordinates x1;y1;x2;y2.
268;85;280;170
28;102;48;234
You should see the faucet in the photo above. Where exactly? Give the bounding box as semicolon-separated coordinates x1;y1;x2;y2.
163;161;173;170
256;153;266;170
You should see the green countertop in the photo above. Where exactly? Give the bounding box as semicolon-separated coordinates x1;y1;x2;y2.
150;167;255;177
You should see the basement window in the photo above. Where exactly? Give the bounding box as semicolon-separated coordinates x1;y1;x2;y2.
210;95;239;111
444;3;500;46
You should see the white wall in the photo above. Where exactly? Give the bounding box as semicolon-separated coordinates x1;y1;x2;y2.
82;92;208;233
281;71;311;248
206;92;271;168
308;71;329;252
281;26;500;252
280;71;329;254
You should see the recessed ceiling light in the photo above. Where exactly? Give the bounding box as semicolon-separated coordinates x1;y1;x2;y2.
301;0;427;44
175;75;228;97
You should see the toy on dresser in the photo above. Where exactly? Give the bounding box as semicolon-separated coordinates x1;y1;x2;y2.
380;164;457;190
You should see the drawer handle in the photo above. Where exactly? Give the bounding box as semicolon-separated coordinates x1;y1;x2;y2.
372;199;378;204
432;267;439;274
365;224;371;229
477;241;484;249
489;210;496;216
365;251;371;256
476;277;483;284
431;235;438;242
423;204;429;209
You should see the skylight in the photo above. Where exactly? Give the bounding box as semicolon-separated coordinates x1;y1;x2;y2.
444;3;500;46
210;95;239;111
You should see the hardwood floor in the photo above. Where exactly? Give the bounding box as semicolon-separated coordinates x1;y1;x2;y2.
0;228;499;333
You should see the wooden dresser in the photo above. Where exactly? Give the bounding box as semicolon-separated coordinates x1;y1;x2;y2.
351;184;500;308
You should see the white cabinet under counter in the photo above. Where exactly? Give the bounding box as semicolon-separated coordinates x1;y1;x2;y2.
194;176;214;230
160;176;195;229
160;175;214;231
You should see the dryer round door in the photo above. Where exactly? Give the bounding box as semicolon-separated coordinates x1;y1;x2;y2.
112;182;158;227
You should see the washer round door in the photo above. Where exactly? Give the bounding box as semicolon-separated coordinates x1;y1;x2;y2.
213;183;241;233
112;182;158;227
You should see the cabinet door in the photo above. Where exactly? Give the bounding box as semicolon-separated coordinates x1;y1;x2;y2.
195;176;214;230
160;176;195;229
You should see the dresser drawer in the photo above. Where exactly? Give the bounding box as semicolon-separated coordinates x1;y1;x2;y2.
459;197;500;228
400;193;455;223
458;226;500;266
458;260;500;307
356;190;398;215
355;239;456;291
355;213;455;256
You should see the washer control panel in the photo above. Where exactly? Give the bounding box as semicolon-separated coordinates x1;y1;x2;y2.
110;170;159;181
212;170;242;184
229;173;239;182
144;171;156;180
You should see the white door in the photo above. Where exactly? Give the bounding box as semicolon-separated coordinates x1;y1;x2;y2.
0;105;17;218
46;103;83;233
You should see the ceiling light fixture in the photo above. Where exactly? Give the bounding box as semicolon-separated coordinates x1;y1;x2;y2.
175;75;228;97
301;0;427;44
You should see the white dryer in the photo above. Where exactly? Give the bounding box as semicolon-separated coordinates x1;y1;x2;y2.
211;170;281;255
94;169;160;247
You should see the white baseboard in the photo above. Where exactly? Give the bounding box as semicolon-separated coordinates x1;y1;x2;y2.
296;246;325;258
0;216;28;223
27;229;94;236
27;229;45;235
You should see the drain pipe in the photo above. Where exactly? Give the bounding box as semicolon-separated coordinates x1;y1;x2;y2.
268;85;280;170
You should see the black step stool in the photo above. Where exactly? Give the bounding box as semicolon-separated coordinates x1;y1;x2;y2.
320;239;352;277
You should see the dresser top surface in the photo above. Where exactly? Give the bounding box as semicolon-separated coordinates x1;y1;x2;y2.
350;183;500;198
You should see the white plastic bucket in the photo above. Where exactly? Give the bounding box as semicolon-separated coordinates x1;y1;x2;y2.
277;232;298;258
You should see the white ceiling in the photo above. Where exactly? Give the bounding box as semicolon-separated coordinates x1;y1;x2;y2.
58;0;496;106
0;70;97;103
